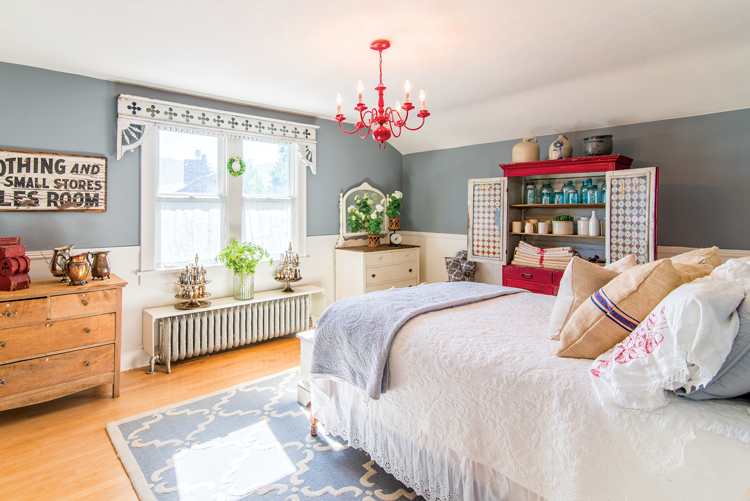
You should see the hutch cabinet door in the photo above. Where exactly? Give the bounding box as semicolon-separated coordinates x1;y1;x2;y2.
468;177;508;264
605;167;658;265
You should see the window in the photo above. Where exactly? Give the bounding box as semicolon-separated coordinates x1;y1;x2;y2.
155;131;224;268
141;128;308;271
241;141;297;257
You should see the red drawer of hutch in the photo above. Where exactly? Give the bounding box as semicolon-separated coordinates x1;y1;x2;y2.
503;265;564;296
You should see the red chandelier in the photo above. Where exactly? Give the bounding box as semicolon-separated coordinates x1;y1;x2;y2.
336;39;430;150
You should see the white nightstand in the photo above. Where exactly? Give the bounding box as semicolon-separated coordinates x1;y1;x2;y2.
297;329;315;406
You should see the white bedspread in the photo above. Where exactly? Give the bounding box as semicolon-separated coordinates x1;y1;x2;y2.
312;292;750;501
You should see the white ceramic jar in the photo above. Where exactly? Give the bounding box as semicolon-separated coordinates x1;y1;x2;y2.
589;211;600;236
577;217;590;236
549;134;573;160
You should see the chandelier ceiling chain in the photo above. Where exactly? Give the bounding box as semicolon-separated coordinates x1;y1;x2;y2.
335;40;430;151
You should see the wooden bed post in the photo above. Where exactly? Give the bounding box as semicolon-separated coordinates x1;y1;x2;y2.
306;402;318;437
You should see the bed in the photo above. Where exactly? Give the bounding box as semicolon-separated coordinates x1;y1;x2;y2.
310;287;750;501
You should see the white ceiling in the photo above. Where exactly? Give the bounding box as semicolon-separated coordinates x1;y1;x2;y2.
2;0;749;155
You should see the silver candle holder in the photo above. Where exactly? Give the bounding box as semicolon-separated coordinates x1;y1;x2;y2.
174;254;212;310
274;242;302;292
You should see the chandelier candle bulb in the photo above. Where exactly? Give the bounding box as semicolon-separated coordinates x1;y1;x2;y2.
419;90;426;110
336;93;342;115
357;81;364;103
405;80;411;103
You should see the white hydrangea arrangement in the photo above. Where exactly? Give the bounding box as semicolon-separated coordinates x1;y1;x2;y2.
385;191;403;219
347;192;384;235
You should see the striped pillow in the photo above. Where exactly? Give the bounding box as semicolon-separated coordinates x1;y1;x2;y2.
557;259;683;359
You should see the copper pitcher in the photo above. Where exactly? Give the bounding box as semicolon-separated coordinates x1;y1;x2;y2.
48;245;75;282
88;251;111;280
66;253;91;286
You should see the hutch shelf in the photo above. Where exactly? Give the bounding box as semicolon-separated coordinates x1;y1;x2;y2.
467;155;658;296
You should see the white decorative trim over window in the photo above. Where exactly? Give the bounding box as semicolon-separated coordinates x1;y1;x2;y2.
116;94;318;173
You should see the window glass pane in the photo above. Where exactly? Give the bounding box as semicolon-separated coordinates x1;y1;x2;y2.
242;199;292;256
242;141;289;197
159;130;219;195
158;201;222;267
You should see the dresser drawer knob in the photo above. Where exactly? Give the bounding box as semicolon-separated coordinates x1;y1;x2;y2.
0;342;6;348
84;328;91;333
372;274;376;278
4;311;11;318
409;268;413;273
83;361;90;367
0;379;5;386
82;301;89;306
378;256;383;261
522;273;533;279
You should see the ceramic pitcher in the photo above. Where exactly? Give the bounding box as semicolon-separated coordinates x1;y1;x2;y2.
512;137;540;163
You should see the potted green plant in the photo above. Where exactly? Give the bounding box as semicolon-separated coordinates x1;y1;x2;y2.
552;215;575;235
217;240;273;300
385;191;403;230
347;192;385;247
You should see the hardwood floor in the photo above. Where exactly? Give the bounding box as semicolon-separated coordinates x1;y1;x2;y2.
0;336;300;500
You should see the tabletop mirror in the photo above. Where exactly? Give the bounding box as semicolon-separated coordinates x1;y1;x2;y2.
337;181;389;247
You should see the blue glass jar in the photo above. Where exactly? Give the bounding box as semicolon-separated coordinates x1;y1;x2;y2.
540;183;554;204
568;191;579;204
580;178;593;203
600;184;607;203
585;183;600;204
553;190;564;204
525;183;536;204
562;181;576;205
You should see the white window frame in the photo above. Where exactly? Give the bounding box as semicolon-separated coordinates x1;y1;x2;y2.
140;132;308;272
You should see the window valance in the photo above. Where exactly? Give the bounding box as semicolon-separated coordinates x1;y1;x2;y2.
116;94;318;173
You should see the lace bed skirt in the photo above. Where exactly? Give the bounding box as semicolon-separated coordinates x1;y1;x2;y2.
313;378;542;501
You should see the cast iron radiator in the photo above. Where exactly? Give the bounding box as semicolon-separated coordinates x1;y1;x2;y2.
157;295;311;373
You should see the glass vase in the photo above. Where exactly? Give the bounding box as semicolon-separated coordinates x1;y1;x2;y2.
233;272;254;301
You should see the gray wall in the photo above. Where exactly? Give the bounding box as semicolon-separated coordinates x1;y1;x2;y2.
403;109;750;250
0;62;402;251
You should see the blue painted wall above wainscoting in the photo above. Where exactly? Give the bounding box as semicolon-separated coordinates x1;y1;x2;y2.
0;62;402;251
402;109;750;250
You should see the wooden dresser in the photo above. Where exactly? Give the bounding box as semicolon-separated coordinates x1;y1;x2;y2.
335;244;420;301
0;275;127;411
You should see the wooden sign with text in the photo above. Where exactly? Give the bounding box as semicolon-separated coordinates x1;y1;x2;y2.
0;149;107;212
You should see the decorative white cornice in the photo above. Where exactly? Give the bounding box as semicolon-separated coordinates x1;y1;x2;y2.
115;94;318;173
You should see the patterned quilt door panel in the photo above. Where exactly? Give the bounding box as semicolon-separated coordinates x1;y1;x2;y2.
605;167;658;265
468;177;507;264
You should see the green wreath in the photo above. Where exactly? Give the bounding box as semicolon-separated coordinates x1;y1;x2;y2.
227;156;247;177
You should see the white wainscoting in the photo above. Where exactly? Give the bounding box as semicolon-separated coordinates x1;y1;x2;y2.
25;234;338;371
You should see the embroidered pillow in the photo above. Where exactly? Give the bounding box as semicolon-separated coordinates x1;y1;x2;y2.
557;259;683;359
590;259;750;412
548;257;621;341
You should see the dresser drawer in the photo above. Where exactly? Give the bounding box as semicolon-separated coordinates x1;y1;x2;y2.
0;314;115;363
50;289;116;319
0;344;114;398
392;249;418;263
366;278;418;294
503;266;554;284
504;278;547;293
366;252;393;267
0;299;47;328
366;263;417;285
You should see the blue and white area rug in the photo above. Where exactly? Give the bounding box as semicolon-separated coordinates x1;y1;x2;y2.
107;368;421;501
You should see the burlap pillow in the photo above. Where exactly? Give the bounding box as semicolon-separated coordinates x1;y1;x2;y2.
605;254;637;273
548;258;620;340
671;246;721;268
557;259;683;359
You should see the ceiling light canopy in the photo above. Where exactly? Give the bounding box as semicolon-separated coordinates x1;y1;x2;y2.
335;40;430;150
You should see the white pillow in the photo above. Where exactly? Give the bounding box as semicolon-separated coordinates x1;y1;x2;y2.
589;259;750;413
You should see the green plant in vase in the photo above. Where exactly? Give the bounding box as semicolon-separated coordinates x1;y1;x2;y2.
551;214;575;235
217;240;273;300
347;192;385;247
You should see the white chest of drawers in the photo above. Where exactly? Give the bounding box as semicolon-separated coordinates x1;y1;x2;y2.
335;245;420;301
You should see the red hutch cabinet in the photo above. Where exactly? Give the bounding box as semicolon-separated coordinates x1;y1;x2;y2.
467;155;658;296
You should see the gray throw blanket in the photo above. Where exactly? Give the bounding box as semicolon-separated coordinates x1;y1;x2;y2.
310;282;523;399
